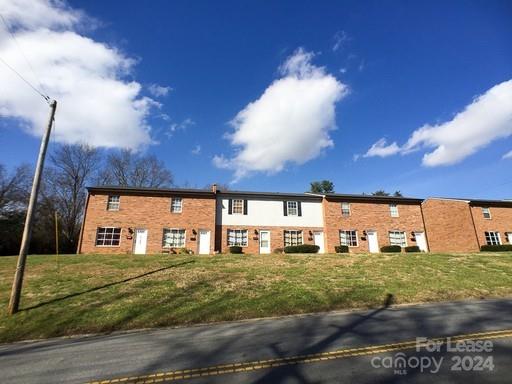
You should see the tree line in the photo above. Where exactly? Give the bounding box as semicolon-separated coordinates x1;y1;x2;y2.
0;145;173;256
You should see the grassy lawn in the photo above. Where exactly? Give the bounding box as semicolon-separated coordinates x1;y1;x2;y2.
1;252;512;343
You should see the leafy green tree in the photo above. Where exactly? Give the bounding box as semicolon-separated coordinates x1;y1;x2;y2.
309;180;335;194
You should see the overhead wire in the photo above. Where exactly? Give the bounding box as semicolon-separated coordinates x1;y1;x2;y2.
0;13;50;103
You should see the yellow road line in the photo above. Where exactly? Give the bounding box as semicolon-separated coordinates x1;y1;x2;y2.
86;328;512;384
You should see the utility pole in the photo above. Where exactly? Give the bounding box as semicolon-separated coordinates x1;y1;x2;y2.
8;100;57;315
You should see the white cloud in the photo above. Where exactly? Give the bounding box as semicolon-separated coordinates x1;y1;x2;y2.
363;138;400;158
363;80;512;166
503;150;512;159
0;0;159;149
148;84;172;97
166;117;195;137
213;48;347;180
191;144;201;155
332;30;350;52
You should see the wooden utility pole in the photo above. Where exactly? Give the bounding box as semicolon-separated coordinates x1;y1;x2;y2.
8;100;57;315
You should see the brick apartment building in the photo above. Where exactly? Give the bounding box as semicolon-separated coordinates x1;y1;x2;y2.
77;185;512;255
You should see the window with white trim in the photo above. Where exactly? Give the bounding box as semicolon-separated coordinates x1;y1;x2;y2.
107;195;120;211
389;204;399;217
340;230;358;246
389;231;407;247
284;230;303;246
162;228;186;248
170;197;182;213
341;202;351;217
287;201;298;216
485;231;501;245
232;199;244;215
228;229;248;246
482;207;491;219
95;227;121;246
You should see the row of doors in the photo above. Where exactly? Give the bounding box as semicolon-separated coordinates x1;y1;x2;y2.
133;229;428;254
259;230;326;254
366;230;428;253
133;229;211;255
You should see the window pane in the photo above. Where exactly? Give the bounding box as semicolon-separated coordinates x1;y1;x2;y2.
287;201;298;216
341;203;350;216
171;198;182;213
107;195;120;211
485;231;500;245
163;229;186;247
227;229;248;246
389;231;406;247
96;227;121;246
340;230;357;246
232;199;244;215
389;204;399;217
284;230;303;246
482;208;491;219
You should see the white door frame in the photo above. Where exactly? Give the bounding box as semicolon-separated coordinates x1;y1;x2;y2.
198;229;211;255
259;230;271;254
313;231;325;254
414;231;428;252
367;230;379;253
133;228;148;255
506;232;512;245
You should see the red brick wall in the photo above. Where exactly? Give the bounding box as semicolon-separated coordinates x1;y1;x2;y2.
323;199;425;253
217;225;324;254
421;199;479;252
79;192;216;254
470;205;512;246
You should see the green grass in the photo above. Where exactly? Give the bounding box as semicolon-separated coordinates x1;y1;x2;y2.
1;252;512;343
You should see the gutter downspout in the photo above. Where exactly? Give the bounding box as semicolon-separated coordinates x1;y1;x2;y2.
76;191;91;254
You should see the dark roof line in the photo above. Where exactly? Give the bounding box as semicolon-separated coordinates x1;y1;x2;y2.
87;185;214;195
217;190;322;200
86;186;511;205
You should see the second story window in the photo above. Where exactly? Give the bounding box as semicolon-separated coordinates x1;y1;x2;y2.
287;201;298;216
107;195;120;211
341;202;351;217
232;199;244;214
482;207;491;219
171;197;182;213
389;204;399;217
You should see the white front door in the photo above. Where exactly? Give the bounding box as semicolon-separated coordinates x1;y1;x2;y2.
134;229;148;254
313;231;325;254
198;230;210;254
414;231;428;252
367;230;379;253
259;230;271;254
506;232;512;244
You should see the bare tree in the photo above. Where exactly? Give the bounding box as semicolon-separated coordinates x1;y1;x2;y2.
0;164;31;255
45;144;101;252
99;149;173;188
0;164;31;214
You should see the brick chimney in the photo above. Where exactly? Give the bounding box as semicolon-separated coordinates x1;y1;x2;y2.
211;183;217;193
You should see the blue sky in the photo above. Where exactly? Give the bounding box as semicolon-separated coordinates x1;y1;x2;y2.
0;0;511;198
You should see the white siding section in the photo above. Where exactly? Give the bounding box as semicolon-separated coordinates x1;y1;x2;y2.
217;197;323;227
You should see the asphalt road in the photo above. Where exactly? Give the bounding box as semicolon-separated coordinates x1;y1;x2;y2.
1;298;511;383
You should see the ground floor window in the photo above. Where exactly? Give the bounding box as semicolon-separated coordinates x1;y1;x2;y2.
96;227;121;246
163;228;186;248
284;230;303;246
389;231;407;247
228;229;248;246
340;230;358;247
485;231;501;245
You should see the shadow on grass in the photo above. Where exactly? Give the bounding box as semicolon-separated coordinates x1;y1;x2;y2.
20;261;195;312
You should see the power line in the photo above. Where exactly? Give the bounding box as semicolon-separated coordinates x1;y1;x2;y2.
0;13;50;103
0;55;49;102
